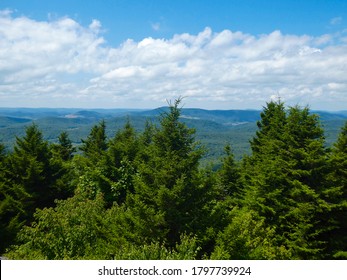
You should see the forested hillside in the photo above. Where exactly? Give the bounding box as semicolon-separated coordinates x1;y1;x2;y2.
1;107;346;164
0;99;346;259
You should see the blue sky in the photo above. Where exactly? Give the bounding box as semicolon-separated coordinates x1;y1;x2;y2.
1;0;347;109
3;0;346;45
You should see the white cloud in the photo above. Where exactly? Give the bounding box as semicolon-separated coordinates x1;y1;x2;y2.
1;11;347;109
89;19;102;33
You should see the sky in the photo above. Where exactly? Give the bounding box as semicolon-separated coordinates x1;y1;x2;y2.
0;0;347;110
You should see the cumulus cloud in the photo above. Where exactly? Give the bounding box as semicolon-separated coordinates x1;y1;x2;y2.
1;10;347;109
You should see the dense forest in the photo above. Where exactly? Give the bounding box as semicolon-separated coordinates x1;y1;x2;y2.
0;99;346;259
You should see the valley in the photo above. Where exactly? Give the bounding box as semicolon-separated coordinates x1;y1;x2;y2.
0;107;346;164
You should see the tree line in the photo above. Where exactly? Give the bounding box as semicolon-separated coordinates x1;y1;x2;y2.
0;99;346;259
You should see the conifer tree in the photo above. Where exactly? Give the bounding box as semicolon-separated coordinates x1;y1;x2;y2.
278;106;330;258
0;180;28;254
218;144;241;199
241;103;331;259
8;124;57;212
0;143;27;253
74;120;114;203
80;120;107;162
325;121;347;258
108;119;139;167
51;131;76;161
50;131;77;200
74;120;140;206
1;124;68;253
125;99;220;250
250;100;287;155
0;143;5;160
104;120;140;204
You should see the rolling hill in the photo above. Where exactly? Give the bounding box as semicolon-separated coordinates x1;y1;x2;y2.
0;107;346;164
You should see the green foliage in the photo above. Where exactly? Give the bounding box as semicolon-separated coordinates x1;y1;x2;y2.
113;234;200;260
324;121;347;259
1;100;346;260
241;103;336;259
250;100;287;155
7;124;55;210
0;181;29;253
0;142;5;160
80;120;107;162
5;193;119;260
218;144;242;201
211;208;291;260
51;131;76;161
105;120;140;204
125;99;222;251
0;124;75;254
108;119;139;167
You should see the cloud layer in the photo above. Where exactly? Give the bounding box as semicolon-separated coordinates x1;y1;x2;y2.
1;10;347;109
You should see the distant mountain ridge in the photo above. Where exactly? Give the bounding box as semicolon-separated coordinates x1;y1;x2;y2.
1;107;346;124
1;107;346;163
133;107;262;125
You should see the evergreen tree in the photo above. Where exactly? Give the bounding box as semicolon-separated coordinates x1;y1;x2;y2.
0;143;5;161
0;143;28;253
241;104;331;259
104;120;140;204
74;120;115;203
1;124;68;253
325;121;347;258
108;119;139;168
250;100;287;155
124;99;221;251
51;131;76;161
73;120;141;207
50;131;77;200
2;99;345;260
139;120;155;147
7;124;57;212
218;144;241;199
80;120;107;162
280;106;330;258
0;180;28;254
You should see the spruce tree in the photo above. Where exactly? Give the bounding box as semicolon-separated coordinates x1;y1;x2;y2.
74;120;114;202
325;121;347;258
0;143;28;253
250;100;287;155
279;106;330;258
108;119;139;168
0;143;5;160
8;124;57;212
124;99;220;250
80;120;107;162
51;131;76;161
218;144;241;199
50;131;76;200
241;103;331;259
105;120;140;204
0;180;28;254
1;124;67;253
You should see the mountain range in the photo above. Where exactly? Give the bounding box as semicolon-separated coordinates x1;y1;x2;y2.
1;107;346;164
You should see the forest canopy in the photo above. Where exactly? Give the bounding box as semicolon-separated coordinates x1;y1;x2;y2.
0;99;346;260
